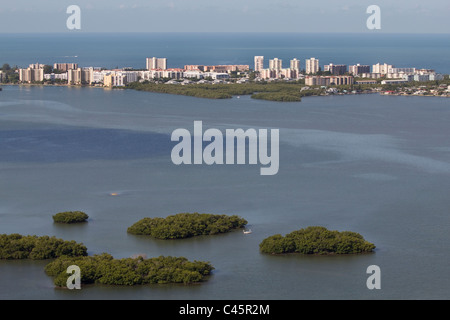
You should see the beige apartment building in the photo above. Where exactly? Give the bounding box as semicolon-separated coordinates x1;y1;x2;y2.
254;56;264;72
290;58;300;71
305;57;319;74
19;68;44;83
67;68;93;85
269;58;282;71
53;63;78;72
146;57;167;70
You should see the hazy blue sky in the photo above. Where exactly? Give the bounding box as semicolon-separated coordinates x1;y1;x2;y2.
0;0;449;33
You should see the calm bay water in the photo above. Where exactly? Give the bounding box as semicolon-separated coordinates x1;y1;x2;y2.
0;84;450;300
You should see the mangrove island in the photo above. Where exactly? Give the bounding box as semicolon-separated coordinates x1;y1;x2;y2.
44;253;214;286
127;212;248;239
0;234;88;260
259;226;375;255
52;211;89;224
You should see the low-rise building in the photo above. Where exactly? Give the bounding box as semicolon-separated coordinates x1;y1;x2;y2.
403;73;444;82
355;79;377;84
44;73;68;81
360;72;382;79
305;75;354;86
381;79;408;85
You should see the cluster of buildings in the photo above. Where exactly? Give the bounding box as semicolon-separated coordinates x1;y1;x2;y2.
254;56;444;85
12;55;445;87
16;58;250;86
254;56;302;80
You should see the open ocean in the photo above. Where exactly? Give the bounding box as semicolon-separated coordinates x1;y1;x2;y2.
0;33;449;73
0;33;450;300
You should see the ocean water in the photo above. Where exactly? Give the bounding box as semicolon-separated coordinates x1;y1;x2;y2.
0;33;449;73
0;84;450;300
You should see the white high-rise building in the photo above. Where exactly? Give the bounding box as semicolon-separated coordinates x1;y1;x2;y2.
290;58;300;71
254;56;264;72
146;57;167;70
269;58;282;71
305;58;319;74
372;63;393;75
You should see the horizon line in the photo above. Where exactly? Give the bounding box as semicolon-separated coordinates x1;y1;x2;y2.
0;31;449;35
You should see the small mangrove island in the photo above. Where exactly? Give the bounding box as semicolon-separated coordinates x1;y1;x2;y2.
127;212;248;239
0;234;87;259
259;226;375;255
44;253;214;286
52;211;89;224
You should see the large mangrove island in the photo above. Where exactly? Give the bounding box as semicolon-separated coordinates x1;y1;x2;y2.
127;213;248;239
45;253;214;286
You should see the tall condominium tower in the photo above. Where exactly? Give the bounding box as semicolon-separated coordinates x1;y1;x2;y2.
146;57;167;70
305;57;319;74
290;58;300;71
269;58;282;70
254;56;264;72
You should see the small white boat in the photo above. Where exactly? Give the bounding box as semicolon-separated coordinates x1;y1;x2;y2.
243;229;252;234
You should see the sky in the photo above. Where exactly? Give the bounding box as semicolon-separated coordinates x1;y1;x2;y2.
0;0;449;33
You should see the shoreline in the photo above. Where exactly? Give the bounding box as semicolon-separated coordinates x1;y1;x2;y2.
2;82;449;100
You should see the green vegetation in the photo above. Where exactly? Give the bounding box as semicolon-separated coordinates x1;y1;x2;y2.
251;92;301;102
1;63;19;83
52;211;89;224
0;234;87;259
44;253;214;286
127;213;248;239
259;226;375;255
126;81;322;102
